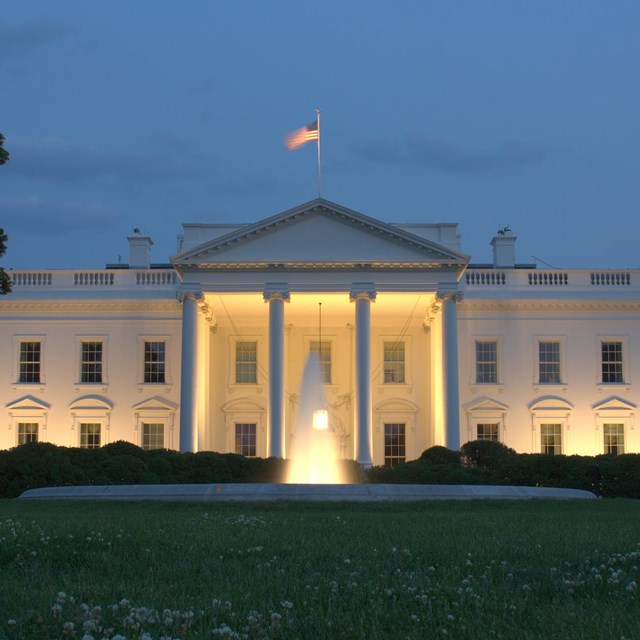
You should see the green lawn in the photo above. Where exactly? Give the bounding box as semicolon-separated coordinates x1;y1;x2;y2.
1;499;639;639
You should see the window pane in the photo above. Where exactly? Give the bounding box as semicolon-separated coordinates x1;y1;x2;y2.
80;423;101;449
235;423;257;457
475;341;497;384
144;341;166;383
384;423;406;467
603;423;624;455
18;422;39;444
142;423;164;450
236;342;257;384
19;341;41;383
541;423;562;455
310;340;331;384
538;341;561;384
602;342;623;383
477;423;499;442
383;342;405;384
81;341;103;383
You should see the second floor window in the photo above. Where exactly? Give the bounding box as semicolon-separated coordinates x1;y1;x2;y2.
19;341;41;383
310;340;331;383
601;341;624;384
235;341;257;383
81;341;103;383
144;341;166;383
475;341;497;384
538;341;561;384
383;342;405;384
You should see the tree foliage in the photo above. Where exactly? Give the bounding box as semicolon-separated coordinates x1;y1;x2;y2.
0;133;8;165
0;135;10;294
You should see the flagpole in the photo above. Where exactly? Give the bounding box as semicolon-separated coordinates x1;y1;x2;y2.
315;108;321;198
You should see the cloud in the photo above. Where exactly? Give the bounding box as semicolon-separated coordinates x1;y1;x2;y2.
358;133;553;175
0;195;120;236
4;136;207;185
0;19;73;63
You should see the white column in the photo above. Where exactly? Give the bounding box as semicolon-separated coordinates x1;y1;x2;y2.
264;288;290;458
178;291;200;453
441;292;462;450
350;286;376;467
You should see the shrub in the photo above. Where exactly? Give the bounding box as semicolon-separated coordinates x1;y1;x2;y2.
461;440;517;471
419;446;461;466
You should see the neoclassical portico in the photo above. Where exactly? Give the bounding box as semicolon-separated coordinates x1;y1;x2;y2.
172;199;468;462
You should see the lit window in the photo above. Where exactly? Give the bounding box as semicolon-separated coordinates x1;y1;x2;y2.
142;423;164;450
384;423;406;467
235;423;256;457
603;423;624;455
538;341;561;384
477;423;499;442
80;423;101;449
601;341;624;384
81;342;103;384
475;341;497;384
235;342;257;384
144;342;166;384
383;342;405;384
310;340;331;383
541;423;562;455
19;341;41;383
17;422;38;444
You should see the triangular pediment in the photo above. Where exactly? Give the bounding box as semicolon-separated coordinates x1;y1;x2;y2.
593;396;636;412
172;199;469;269
464;396;509;412
132;397;178;412
6;395;50;411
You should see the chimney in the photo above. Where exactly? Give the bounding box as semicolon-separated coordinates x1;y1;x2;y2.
128;229;153;269
491;227;516;268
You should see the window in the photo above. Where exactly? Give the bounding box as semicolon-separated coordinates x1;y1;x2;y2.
603;423;624;455
601;341;624;384
17;422;38;444
475;341;497;384
538;341;561;384
235;341;257;384
477;423;499;442
19;341;41;383
383;342;405;384
80;423;101;449
310;340;331;383
541;423;562;455
144;341;166;384
81;342;103;384
235;423;257;457
384;423;406;467
142;423;164;450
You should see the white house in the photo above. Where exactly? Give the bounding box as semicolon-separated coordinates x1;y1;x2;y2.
1;198;637;463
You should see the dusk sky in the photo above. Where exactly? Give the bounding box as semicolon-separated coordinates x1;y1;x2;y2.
2;1;639;271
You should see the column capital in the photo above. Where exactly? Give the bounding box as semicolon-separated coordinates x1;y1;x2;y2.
349;284;376;302
198;300;217;331
177;290;203;303
263;284;290;303
436;291;464;303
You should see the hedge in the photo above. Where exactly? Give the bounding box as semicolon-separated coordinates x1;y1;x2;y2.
1;440;639;498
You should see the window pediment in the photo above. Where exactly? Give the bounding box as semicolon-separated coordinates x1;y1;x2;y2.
6;395;50;412
529;396;573;412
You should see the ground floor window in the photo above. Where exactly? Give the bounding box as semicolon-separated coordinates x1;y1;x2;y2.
18;422;38;445
384;423;406;467
541;423;562;455
80;423;101;449
235;423;257;457
476;423;499;442
603;423;625;455
142;423;164;450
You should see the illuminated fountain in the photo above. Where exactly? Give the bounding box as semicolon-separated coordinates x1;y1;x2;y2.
286;351;346;484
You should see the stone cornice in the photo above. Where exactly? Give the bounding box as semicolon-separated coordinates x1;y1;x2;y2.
178;261;465;271
0;301;181;312
458;300;640;312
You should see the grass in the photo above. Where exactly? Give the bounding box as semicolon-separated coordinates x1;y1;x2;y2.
1;499;639;639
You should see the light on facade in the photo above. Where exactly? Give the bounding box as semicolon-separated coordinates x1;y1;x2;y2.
312;408;329;431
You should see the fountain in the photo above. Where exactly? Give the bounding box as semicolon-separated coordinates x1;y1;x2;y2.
286;352;347;484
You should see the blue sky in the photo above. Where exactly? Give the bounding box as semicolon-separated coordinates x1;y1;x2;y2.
1;1;639;270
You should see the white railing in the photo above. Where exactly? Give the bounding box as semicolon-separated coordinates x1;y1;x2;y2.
9;269;178;291
464;268;635;290
11;272;52;286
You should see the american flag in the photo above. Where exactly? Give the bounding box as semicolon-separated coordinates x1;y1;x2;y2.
285;121;319;150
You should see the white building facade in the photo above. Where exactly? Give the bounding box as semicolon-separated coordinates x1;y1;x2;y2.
1;199;638;462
